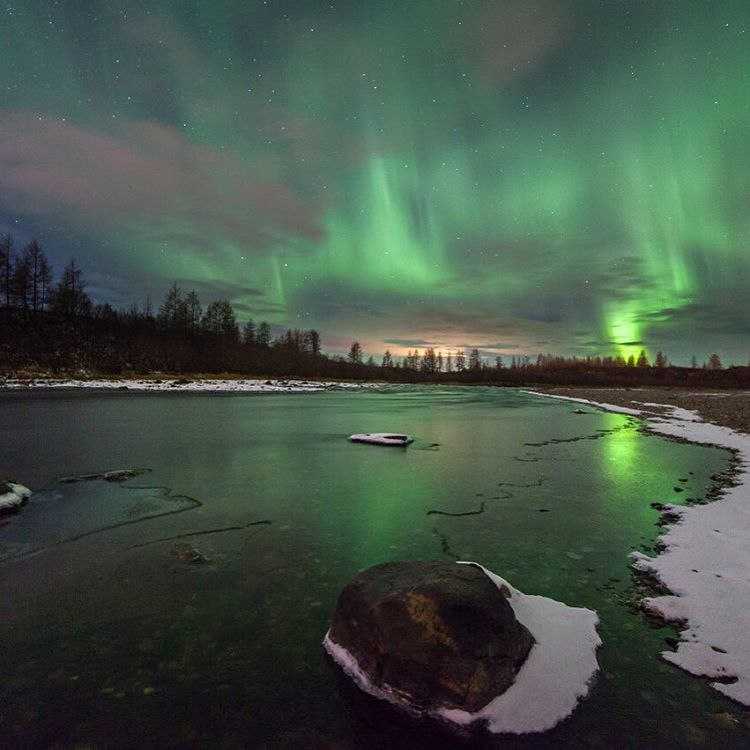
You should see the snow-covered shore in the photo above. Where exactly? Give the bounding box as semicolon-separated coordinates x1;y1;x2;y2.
325;562;600;735
527;390;750;706
0;378;381;393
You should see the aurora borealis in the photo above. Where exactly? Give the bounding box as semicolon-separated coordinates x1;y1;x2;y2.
1;1;748;362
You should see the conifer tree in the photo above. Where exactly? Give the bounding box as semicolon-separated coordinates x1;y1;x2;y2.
348;340;363;365
257;321;271;347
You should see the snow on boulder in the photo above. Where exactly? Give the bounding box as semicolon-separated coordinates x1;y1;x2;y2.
323;560;600;735
0;481;32;514
349;433;413;446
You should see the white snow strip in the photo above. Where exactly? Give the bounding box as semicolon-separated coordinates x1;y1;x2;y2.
349;433;413;446
0;378;382;393
527;389;750;705
324;562;600;735
0;482;32;513
520;390;642;415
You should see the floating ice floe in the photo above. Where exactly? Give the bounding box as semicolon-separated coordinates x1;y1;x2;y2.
0;482;32;513
528;389;750;706
324;562;600;735
349;433;413;446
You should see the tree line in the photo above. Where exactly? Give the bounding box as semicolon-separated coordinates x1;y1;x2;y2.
368;346;727;373
0;237;746;388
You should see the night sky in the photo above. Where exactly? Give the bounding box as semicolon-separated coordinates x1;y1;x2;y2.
1;1;748;362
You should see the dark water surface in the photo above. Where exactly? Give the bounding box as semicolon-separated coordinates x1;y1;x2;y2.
0;387;747;748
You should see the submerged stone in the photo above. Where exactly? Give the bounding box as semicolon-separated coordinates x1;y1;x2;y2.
171;542;208;564
325;560;534;713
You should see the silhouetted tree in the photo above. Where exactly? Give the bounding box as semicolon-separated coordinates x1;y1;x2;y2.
11;250;31;308
654;351;667;368
23;240;49;313
636;349;649;367
469;348;481;370
158;283;183;332
38;253;53;311
185;290;202;334
50;259;91;318
0;234;13;308
421;347;437;373
455;349;466;371
257;321;271;347
201;300;239;341
348;340;363;365
382;349;393;368
708;353;722;370
305;329;321;356
243;319;256;346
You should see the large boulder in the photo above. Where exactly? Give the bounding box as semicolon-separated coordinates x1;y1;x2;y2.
325;561;534;713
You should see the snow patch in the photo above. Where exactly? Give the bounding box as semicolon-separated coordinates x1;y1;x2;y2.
520;390;642;415
324;562;600;735
528;389;750;706
1;378;381;393
349;433;413;446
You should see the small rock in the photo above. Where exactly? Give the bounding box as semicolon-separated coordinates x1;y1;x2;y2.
171;543;208;564
712;712;739;728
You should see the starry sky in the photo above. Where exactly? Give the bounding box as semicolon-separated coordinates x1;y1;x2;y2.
1;1;748;363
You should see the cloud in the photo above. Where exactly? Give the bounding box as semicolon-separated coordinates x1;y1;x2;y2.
382;338;437;347
0;112;322;256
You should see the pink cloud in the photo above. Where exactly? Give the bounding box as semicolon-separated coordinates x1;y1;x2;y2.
0;112;323;252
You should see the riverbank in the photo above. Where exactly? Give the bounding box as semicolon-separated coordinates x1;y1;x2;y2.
533;386;750;434
528;388;750;707
0;375;381;393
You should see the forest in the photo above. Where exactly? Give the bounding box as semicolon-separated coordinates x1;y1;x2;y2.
1;238;747;388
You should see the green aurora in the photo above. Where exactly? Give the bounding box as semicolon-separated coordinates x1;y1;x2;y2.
0;1;748;362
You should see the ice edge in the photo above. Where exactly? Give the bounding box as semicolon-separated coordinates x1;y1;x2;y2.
525;389;750;706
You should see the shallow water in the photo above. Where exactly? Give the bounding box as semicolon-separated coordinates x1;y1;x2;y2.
0;386;747;748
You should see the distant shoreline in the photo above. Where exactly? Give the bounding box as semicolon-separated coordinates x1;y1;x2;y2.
2;377;748;431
